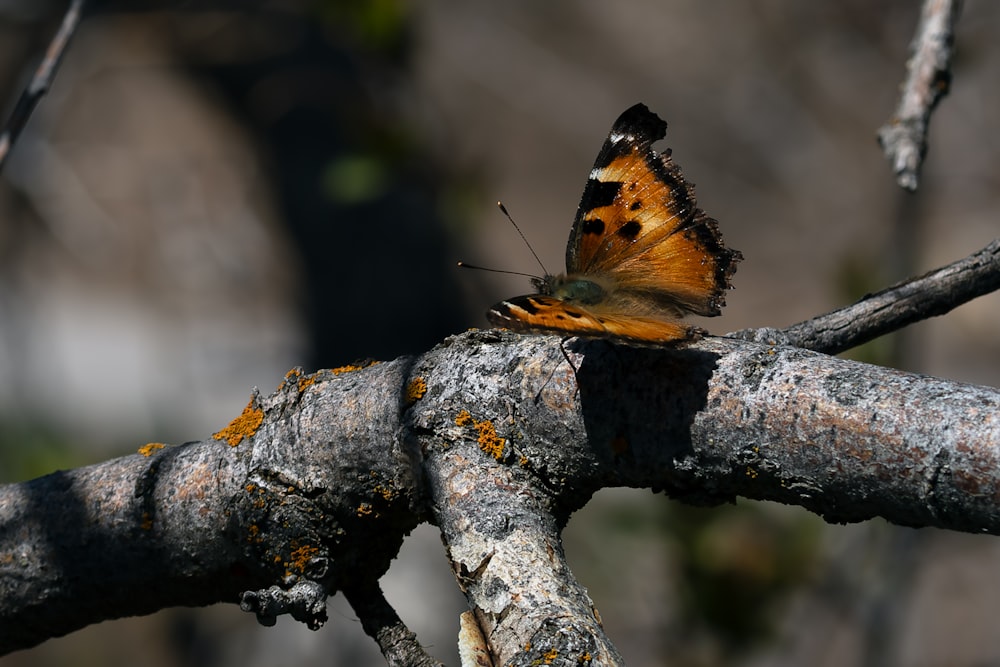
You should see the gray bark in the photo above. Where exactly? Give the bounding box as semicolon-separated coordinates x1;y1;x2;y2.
2;330;998;664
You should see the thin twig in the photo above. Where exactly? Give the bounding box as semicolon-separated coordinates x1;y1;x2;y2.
343;581;445;667
764;239;1000;355
876;0;963;191
0;0;85;173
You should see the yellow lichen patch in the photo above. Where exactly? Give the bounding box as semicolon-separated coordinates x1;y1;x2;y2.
455;410;506;460
746;466;759;479
577;652;592;664
297;373;316;392
137;442;166;457
288;542;320;575
277;367;301;391
277;367;318;393
474;419;505;460
331;364;364;375
247;524;260;542
213;399;264;447
373;484;396;502
536;648;558;665
405;377;427;405
357;502;373;517
141;512;153;530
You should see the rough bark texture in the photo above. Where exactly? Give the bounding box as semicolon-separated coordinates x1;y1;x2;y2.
2;330;1000;663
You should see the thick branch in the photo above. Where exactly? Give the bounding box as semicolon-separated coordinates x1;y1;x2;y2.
3;331;1000;661
0;439;249;650
0;366;427;655
770;239;1000;354
877;0;962;191
405;332;1000;663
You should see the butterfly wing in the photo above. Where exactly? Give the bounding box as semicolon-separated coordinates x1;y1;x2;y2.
566;103;741;317
487;294;696;345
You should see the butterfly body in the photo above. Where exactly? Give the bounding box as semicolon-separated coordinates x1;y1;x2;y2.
487;103;741;346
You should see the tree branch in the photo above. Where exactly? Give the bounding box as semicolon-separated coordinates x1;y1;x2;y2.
0;367;425;655
4;331;999;661
877;0;962;191
739;238;1000;355
0;0;85;173
343;580;444;667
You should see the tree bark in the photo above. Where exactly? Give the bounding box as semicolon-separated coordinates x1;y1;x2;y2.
2;330;999;663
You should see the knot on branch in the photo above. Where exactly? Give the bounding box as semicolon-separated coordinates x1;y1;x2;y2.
239;580;328;629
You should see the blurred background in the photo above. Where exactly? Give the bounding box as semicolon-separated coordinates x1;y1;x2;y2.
1;1;999;665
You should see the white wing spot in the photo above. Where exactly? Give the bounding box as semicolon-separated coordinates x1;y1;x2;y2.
503;301;528;315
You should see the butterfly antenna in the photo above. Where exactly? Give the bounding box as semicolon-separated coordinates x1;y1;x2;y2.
455;261;538;279
497;201;549;276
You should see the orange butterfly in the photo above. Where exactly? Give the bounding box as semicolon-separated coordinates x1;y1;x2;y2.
486;103;742;345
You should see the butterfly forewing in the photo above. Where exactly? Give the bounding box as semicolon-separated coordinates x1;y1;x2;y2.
567;103;740;317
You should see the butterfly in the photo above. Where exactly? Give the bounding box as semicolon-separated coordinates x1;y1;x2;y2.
485;103;742;346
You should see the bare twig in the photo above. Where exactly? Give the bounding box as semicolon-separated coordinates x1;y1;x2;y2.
877;0;963;191
344;581;445;667
0;0;85;173
770;239;1000;355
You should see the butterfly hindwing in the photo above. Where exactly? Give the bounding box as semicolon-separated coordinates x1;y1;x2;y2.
487;295;696;345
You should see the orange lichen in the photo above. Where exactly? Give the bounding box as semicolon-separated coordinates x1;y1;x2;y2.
331;364;364;375
247;524;260;542
474;419;505;460
137;443;166;457
277;367;318;393
287;542;320;575
405;377;427;405
357;502;373;517
455;410;506;460
578;652;592;664
298;373;316;392
213;399;264;447
373;484;396;501
533;648;558;665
